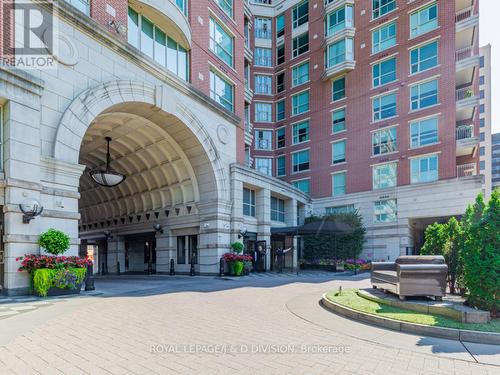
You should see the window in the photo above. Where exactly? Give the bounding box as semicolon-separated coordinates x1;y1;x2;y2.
67;0;90;15
332;77;346;101
243;188;256;216
276;14;285;38
292;179;310;194
255;75;272;95
326;5;354;37
410;3;438;38
271;197;286;222
215;0;233;18
372;57;396;87
276;155;286;176
326;38;354;68
292;33;309;58
276;128;286;148
372;0;396;19
255;157;273;176
255;47;272;67
325;204;355;214
411;79;438;110
479;76;485;85
480;90;485;99
480;56;485;68
276;72;285;93
128;8;188;80
292;61;309;86
372;127;397;155
410;117;438;148
480;118;485;128
255;102;272;122
332;108;346;133
276;44;285;65
292;150;310;172
332;140;346;164
177;235;198;265
372;92;397;121
292;0;309;29
209;71;234;112
292;91;309;116
176;0;187;15
373;163;397;189
374;199;397;223
411;154;438;183
372;22;396;53
255;17;272;39
177;236;186;264
276;100;285;121
480;146;485;156
480;160;485;171
410;40;438;74
332;172;346;196
480;132;485;142
209;18;234;67
255;129;273;150
292;121;309;144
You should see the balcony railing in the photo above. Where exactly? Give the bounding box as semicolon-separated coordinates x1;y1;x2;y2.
254;83;272;95
255;28;272;40
456;7;473;23
457;163;477;177
252;0;272;4
456;125;474;140
456;86;475;101
455;46;474;62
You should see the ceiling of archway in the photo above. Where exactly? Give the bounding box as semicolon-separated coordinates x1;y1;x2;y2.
78;111;198;224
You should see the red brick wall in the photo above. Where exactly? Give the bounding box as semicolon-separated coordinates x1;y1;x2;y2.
90;0;128;40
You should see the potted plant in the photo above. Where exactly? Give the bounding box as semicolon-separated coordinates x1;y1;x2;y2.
223;242;251;276
17;229;91;297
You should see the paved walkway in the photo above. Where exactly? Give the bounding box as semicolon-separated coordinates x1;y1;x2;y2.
0;273;498;374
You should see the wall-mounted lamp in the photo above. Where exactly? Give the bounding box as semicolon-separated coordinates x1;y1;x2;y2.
19;198;43;224
153;224;164;234
108;20;127;35
203;223;210;229
103;230;113;240
238;228;247;239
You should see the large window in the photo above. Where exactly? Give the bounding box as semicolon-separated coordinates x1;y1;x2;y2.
67;0;90;14
372;127;397;155
276;100;285;121
209;18;234;67
176;0;187;15
128;8;188;80
271;197;286;222
254;75;272;95
373;163;397;189
410;79;438;110
411;154;438;183
255;17;272;39
292;150;310;172
255;102;272;122
410;117;438;148
276;43;285;65
292;120;309;144
372;0;396;19
372;57;396;87
276;14;285;38
374;199;397;223
292;0;309;29
410;40;438;74
372;22;396;54
332;140;346;164
325;204;355;215
332;77;346;101
255;157;273;176
372;92;397;121
292;33;309;58
410;3;438;38
276;72;285;93
292;91;309;116
177;235;198;265
292;179;310;194
276;155;286;176
255;47;272;67
215;0;232;18
243;188;256;217
276;128;286;149
292;61;309;87
326;38;354;68
255;129;273;150
332;172;346;196
209;71;234;112
326;5;354;37
332;108;346;133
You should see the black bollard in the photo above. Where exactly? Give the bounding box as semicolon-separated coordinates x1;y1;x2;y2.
85;263;95;291
219;258;224;277
117;261;120;276
170;259;175;276
190;256;195;276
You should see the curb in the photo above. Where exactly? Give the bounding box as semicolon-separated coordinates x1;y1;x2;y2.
321;294;500;345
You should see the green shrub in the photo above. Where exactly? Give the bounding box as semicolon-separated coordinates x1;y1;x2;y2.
231;242;244;254
32;267;87;297
38;229;70;255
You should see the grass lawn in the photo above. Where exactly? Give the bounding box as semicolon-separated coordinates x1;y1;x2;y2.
325;289;500;333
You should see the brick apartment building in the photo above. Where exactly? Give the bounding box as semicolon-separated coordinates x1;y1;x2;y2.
0;0;485;293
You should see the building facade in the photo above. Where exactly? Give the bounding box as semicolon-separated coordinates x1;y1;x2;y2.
479;44;492;197
493;133;500;189
0;0;485;294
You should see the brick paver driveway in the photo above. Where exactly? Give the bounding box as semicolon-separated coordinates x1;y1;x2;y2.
0;273;498;374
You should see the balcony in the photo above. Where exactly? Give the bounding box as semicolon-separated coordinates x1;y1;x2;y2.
455;46;480;72
244;0;253;18
244;42;253;62
455;6;479;33
244;121;253;145
323;38;355;80
244;79;254;103
456;86;479;111
456;125;479;156
324;0;355;14
457;163;477;178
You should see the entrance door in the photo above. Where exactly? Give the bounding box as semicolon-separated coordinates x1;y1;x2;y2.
144;240;156;274
254;240;267;272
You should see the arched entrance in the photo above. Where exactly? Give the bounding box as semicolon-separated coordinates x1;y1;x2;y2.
53;81;233;275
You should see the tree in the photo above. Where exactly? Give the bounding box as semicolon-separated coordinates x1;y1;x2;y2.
420;222;449;256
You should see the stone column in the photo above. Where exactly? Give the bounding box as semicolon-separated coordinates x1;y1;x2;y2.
107;237;125;274
155;230;172;273
256;188;271;271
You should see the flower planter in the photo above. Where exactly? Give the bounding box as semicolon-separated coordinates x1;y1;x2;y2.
34;282;83;297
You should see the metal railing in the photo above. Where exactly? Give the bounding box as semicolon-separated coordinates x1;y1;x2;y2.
456;6;473;23
455;46;474;62
456;125;474;140
255;28;272;40
254;83;272;95
456;86;475;101
457;163;477;177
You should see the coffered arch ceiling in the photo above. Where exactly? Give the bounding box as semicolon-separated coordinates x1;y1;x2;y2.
78;104;211;224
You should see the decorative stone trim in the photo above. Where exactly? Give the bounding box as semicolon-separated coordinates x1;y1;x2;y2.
3;234;80;245
0;66;43;96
